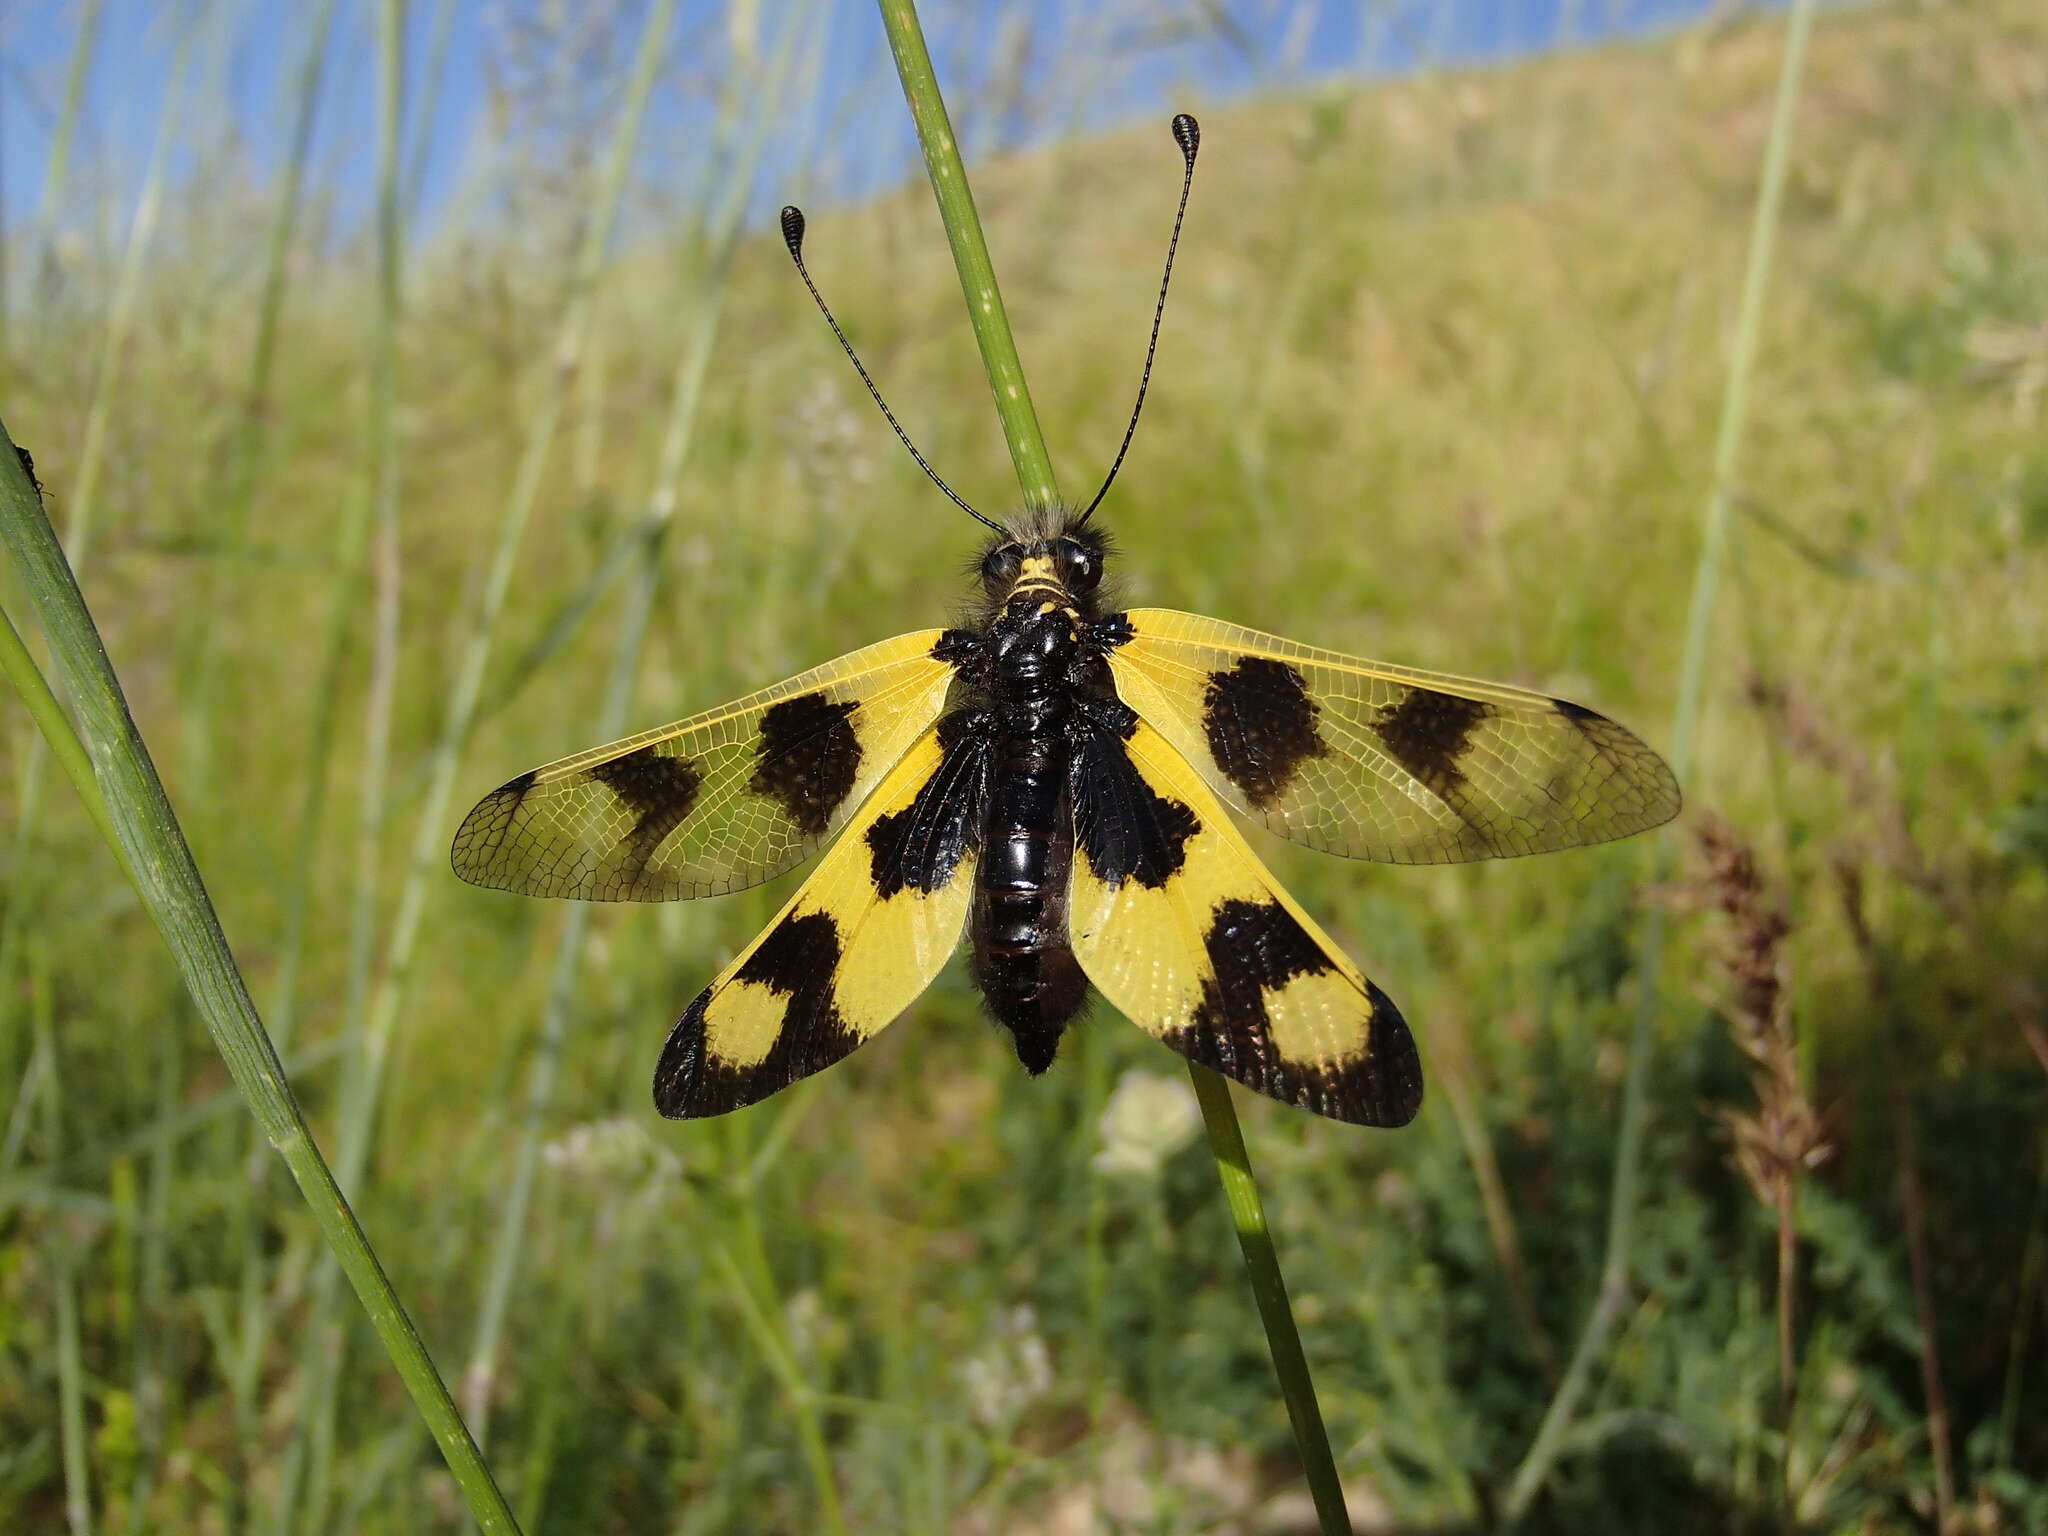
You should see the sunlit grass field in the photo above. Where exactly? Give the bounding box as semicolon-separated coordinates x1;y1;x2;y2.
4;0;2047;1530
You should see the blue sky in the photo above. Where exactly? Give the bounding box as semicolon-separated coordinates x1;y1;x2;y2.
0;0;1755;247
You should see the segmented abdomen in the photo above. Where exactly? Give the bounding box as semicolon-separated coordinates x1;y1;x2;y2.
972;718;1087;1072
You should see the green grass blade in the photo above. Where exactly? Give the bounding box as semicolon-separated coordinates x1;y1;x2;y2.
461;0;808;1450
29;0;102;259
290;2;411;1518
56;1253;93;1536
0;604;122;873
0;17;189;1230
0;423;523;1534
59;34;188;579
1188;1067;1353;1532
1501;0;1818;1520
404;0;460;220
711;1241;851;1536
178;0;338;783
33;945;95;1536
204;3;342;1506
126;986;181;1528
325;0;679;1203
875;0;1060;510
290;2;681;1518
4;24;186;886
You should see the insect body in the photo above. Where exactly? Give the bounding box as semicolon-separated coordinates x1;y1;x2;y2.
451;115;1680;1126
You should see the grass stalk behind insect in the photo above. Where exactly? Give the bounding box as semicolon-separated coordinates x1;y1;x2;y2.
22;0;103;295
877;0;1061;512
0;40;192;1529
1500;0;1818;1519
217;3;347;1498
280;0;410;1523
460;0;809;1452
281;4;678;1524
28;944;92;1536
873;1;1351;1527
173;0;337;786
0;20;186;1126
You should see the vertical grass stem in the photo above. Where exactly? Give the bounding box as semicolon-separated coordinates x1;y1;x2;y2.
288;5;677;1518
0;25;188;1080
178;0;337;782
28;0;102;264
1501;0;1817;1519
461;0;806;1449
290;6;410;1519
875;0;1060;510
873;6;1346;1526
1189;1068;1352;1533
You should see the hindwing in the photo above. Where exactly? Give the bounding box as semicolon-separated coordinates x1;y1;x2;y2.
452;631;960;902
653;714;988;1118
1069;709;1422;1126
1105;609;1680;865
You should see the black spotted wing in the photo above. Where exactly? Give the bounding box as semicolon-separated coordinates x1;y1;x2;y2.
1068;707;1422;1126
452;631;961;901
1104;609;1680;865
653;714;988;1117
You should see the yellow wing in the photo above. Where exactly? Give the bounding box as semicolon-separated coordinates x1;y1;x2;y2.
1105;609;1680;865
1068;711;1422;1126
653;718;986;1118
451;631;960;901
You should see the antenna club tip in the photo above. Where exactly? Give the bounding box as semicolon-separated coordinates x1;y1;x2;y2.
779;205;806;256
1171;113;1199;159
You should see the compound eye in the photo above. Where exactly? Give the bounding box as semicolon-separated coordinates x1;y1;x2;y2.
1054;538;1099;592
980;543;1023;591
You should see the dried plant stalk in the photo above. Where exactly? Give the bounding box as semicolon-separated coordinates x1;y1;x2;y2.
1690;814;1829;1422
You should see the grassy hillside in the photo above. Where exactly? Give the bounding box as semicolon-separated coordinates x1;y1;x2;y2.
4;0;2047;1530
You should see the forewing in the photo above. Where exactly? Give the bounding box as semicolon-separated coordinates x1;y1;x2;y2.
653;715;988;1118
1069;712;1422;1126
452;630;958;901
1106;609;1680;865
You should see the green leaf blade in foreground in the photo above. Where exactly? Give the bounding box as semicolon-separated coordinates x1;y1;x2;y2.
0;421;524;1536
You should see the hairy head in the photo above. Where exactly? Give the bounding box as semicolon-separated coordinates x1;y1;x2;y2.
972;505;1114;618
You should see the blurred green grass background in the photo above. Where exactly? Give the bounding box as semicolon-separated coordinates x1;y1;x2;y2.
4;0;2048;1530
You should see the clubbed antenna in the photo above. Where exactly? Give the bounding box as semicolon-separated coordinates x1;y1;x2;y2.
779;206;1005;534
1076;113;1201;528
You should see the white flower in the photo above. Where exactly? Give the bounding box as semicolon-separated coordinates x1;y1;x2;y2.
782;1287;829;1368
1091;1069;1201;1180
959;1305;1054;1430
540;1116;677;1181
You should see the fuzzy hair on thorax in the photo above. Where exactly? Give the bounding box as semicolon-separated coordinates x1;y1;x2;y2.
962;502;1120;628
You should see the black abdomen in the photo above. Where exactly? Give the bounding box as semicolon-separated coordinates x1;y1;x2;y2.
972;710;1088;1073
